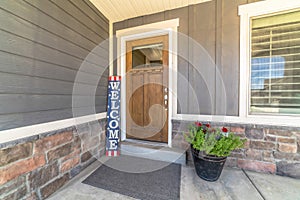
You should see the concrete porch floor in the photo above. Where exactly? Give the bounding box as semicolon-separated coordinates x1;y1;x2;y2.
48;157;300;200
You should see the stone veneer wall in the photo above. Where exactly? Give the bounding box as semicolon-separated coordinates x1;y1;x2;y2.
0;119;106;200
172;120;300;179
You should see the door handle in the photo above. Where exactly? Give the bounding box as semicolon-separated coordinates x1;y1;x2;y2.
164;94;168;107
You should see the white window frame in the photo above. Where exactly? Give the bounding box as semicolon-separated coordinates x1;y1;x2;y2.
238;0;300;125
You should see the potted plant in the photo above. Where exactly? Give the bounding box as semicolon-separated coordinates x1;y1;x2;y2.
185;122;246;182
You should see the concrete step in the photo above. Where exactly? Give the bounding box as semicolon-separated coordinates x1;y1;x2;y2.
120;141;186;165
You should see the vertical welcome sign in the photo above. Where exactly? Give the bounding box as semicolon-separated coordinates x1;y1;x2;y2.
106;76;121;156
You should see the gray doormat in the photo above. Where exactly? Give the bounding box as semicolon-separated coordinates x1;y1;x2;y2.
82;155;181;200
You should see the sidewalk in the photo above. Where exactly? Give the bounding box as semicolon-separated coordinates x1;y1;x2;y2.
49;159;300;200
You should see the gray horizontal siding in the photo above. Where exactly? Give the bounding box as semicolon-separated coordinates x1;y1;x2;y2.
71;0;109;28
113;0;256;116
0;28;106;73
0;8;107;62
50;0;108;38
0;94;106;115
0;1;105;55
0;72;107;95
0;51;107;86
0;0;109;131
0;106;106;131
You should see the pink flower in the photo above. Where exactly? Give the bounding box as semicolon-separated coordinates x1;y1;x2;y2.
222;127;228;133
205;124;210;128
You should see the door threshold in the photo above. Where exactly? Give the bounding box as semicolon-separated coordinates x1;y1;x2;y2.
122;139;168;148
120;139;186;165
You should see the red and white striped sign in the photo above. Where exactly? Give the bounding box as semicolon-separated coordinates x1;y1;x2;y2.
108;76;121;81
105;150;120;157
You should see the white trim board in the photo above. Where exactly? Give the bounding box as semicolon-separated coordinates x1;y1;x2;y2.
109;21;114;76
239;0;300;16
172;114;300;128
116;19;179;37
0;113;107;144
116;18;179;147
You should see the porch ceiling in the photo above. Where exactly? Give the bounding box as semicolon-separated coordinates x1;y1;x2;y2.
90;0;211;23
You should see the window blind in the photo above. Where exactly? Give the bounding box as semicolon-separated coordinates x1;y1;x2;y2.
250;10;300;114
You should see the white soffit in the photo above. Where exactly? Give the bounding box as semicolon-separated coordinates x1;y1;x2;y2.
90;0;212;23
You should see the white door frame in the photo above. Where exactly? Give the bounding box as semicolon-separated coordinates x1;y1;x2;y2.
116;19;179;147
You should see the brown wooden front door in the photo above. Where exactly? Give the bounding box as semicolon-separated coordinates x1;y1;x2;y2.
126;35;169;143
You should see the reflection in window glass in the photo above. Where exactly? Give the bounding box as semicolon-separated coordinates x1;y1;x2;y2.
250;10;300;114
132;43;163;69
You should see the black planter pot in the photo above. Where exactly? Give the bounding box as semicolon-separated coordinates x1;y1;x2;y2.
191;146;227;182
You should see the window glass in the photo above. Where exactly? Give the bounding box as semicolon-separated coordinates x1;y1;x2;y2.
250;10;300;114
132;43;163;69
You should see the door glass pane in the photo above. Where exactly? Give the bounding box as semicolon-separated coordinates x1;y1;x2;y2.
132;43;163;69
